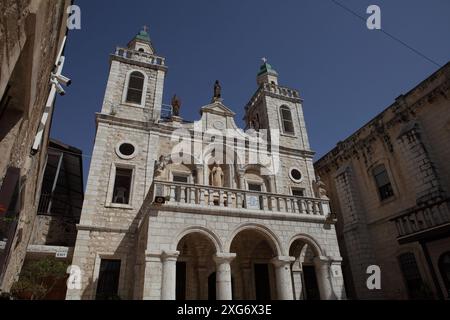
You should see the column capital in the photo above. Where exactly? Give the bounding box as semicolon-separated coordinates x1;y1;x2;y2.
313;256;330;265
145;250;163;262
162;250;180;262
214;253;236;264
271;256;295;268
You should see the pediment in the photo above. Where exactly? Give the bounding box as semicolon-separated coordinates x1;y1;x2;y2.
200;101;236;117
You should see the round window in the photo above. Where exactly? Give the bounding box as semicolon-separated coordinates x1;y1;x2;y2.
116;142;137;159
289;168;303;183
119;143;135;156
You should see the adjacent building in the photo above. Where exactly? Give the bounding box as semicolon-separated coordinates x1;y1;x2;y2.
0;0;71;294
315;63;450;300
66;28;346;300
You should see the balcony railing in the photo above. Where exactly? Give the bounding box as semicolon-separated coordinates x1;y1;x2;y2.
114;47;166;66
391;198;450;243
151;180;330;218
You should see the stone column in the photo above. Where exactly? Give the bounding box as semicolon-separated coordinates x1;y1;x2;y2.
161;251;180;300
142;251;163;300
214;253;236;300
195;165;203;185
238;169;245;190
329;258;346;300
314;256;333;300
271;256;295;300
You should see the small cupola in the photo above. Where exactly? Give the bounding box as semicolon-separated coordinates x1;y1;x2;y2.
127;26;155;54
257;58;279;86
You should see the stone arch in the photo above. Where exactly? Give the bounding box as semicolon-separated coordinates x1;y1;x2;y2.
226;223;283;256
173;226;223;253
288;234;323;257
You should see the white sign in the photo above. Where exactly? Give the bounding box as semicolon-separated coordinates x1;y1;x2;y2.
246;195;261;210
56;251;68;259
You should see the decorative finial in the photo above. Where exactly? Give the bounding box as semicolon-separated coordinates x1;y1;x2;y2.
143;25;149;33
262;57;268;64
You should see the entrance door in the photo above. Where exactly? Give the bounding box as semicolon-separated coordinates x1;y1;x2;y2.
176;262;186;300
208;272;216;300
303;266;320;300
254;264;271;300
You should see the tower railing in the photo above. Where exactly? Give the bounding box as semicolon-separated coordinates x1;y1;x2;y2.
151;180;330;219
114;47;165;66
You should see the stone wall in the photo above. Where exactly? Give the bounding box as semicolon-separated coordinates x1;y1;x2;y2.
315;62;450;299
0;0;71;292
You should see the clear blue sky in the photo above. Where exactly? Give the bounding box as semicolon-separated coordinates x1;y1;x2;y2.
50;0;450;186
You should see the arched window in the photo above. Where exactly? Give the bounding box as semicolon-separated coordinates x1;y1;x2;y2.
439;251;450;296
280;105;295;134
125;71;145;104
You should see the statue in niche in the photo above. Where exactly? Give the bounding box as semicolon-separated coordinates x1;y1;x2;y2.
211;162;224;187
171;94;181;117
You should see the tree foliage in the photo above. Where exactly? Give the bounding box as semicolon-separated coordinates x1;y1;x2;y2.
11;257;68;300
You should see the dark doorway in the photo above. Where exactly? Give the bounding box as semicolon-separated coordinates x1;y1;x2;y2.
303;266;320;300
176;261;187;300
254;264;271;300
96;259;121;300
208;272;216;300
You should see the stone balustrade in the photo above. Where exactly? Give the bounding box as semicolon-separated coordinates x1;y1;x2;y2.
392;198;450;241
114;47;166;66
152;180;330;218
262;83;300;99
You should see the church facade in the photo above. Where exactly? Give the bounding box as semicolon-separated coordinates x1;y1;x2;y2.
66;29;346;300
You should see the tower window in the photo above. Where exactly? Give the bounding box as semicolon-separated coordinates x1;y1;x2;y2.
112;168;133;204
373;165;394;201
126;71;145;104
291;188;305;197
280;106;295;135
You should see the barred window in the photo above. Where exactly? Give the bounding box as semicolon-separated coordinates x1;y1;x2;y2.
373;165;394;201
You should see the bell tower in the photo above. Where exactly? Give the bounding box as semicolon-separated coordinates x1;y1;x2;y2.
245;59;311;152
100;27;167;122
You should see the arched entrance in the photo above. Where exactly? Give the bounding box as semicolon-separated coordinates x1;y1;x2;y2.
229;229;279;300
176;232;217;300
289;237;322;300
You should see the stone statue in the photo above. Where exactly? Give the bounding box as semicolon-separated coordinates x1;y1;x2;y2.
313;176;329;200
171;94;181;117
213;80;222;101
155;155;171;174
211;163;224;187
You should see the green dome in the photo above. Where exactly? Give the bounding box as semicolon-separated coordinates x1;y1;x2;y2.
258;62;278;76
135;29;151;43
